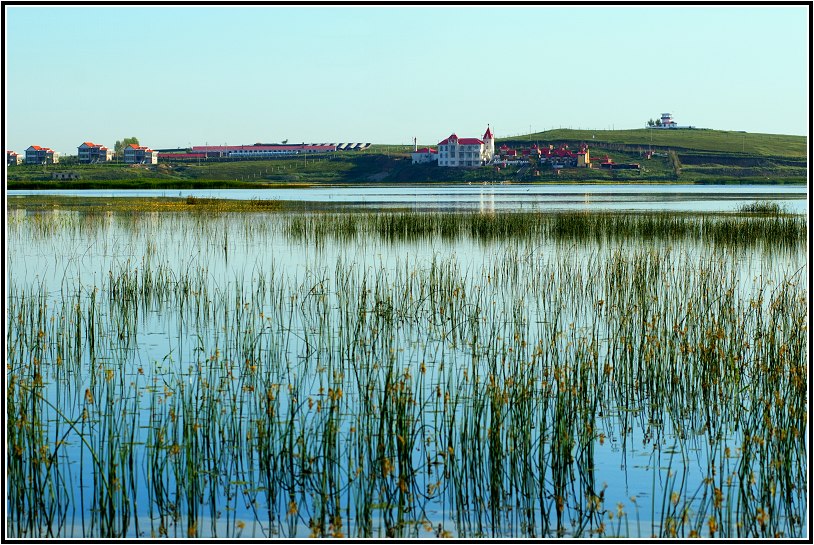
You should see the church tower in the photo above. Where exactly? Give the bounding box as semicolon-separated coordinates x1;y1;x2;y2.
482;125;495;162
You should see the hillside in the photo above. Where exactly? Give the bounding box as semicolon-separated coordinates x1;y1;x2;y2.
502;128;807;158
6;129;806;189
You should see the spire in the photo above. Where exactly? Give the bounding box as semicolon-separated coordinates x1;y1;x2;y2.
483;125;493;140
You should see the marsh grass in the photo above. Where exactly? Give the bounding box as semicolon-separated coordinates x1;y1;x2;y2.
5;208;807;538
284;210;805;249
737;200;786;215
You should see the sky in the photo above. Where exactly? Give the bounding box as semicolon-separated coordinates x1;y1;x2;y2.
4;5;810;156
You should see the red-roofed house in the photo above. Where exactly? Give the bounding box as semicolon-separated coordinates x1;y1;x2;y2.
25;145;59;164
437;126;495;167
7;151;22;166
78;142;114;164
123;143;158;164
411;147;438;164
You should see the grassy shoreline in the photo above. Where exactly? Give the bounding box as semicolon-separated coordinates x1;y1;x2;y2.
7;193;805;222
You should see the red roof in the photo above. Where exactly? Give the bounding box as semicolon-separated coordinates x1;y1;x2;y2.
438;133;483;146
483;126;493;140
438;133;459;145
414;147;437;154
30;145;42;150
499;144;509;150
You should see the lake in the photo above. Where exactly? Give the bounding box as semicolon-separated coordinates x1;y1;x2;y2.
7;182;808;213
5;201;808;538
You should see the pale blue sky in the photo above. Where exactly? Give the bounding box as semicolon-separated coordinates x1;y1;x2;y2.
5;5;809;155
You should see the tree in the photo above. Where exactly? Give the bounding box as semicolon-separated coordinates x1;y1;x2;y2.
114;137;140;155
282;139;288;145
647;119;655;127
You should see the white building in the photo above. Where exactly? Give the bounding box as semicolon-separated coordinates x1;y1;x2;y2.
411;147;438;164
437;126;495;167
660;113;678;128
651;112;693;129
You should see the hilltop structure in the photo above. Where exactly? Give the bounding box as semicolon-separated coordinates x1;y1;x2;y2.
650;113;694;129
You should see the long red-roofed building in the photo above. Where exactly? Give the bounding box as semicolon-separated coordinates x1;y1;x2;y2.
191;144;337;159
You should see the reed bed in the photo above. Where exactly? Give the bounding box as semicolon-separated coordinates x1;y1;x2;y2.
5;208;808;538
282;210;807;248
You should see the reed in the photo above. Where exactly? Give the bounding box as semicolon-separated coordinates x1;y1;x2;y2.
5;207;807;538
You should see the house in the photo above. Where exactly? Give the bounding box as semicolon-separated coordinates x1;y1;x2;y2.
522;144;542;158
437;126;495;167
123;144;158;164
25;145;59;164
411;147;438;164
7;151;22;166
78;142;114;164
542;145;578;167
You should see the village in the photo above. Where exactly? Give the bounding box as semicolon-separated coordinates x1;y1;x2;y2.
410;114;688;172
411;125;642;174
6;114;687;172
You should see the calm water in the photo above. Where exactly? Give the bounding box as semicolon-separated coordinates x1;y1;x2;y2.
7;183;809;213
5;208;808;538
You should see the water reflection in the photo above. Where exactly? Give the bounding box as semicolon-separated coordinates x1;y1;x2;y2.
7;183;808;213
5;210;808;539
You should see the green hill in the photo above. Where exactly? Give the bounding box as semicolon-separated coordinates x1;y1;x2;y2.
501;128;806;158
